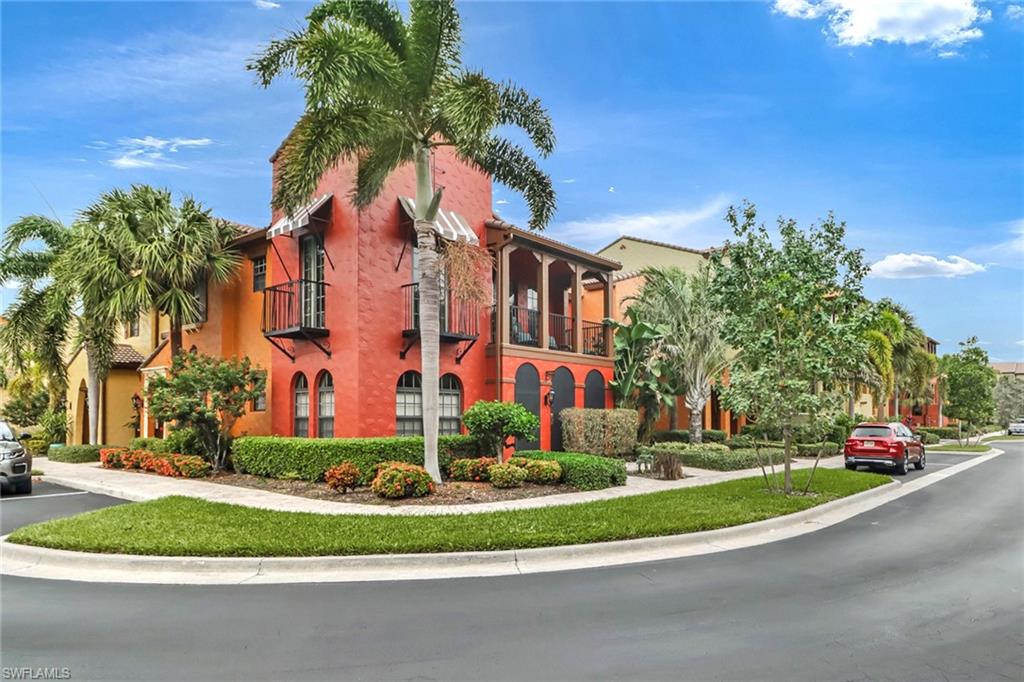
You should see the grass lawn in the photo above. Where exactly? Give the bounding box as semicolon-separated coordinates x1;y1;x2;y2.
982;434;1024;443
927;443;991;453
8;469;889;557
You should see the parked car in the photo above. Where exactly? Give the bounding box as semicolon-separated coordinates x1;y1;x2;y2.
1008;418;1024;437
844;422;924;475
0;420;33;494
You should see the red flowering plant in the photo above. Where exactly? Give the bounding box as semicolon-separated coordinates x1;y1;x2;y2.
447;457;496;482
324;462;361;493
171;455;210;478
99;448;127;469
371;462;434;499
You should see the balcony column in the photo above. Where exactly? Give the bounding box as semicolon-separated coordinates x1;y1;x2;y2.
538;253;550;351
572;265;583;353
498;246;511;346
603;274;614;358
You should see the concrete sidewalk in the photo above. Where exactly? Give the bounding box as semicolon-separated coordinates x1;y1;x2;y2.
36;455;844;516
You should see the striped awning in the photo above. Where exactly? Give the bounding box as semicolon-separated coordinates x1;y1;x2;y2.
267;194;332;239
399;196;479;245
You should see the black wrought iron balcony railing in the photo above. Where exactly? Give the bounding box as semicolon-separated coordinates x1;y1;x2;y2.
548;313;574;352
262;279;329;338
582;320;607;356
509;305;540;347
401;282;479;341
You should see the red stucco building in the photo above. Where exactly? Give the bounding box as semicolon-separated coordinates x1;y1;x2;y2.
259;146;619;451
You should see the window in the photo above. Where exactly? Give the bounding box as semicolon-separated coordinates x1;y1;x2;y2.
293;374;309;437
439;374;463;435
299;236;325;328
527;288;538;311
126;316;140;338
251;372;267;411
189;277;208;325
252;256;266;292
396;371;423;436
851;426;892;438
317;372;335;438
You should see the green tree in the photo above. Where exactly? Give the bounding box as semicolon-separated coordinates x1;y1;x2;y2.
878;299;935;416
249;0;555;482
627;265;728;443
1;362;49;427
146;352;266;472
607;310;674;442
0;216;116;443
994;375;1024;428
461;400;539;458
941;337;996;444
710;202;870;494
76;186;242;358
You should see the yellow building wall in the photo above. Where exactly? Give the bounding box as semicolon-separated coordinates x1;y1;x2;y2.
597;237;709;274
65;352;142;447
65;350;90;446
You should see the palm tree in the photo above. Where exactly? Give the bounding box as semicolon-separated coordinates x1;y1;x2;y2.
627;265;728;444
0;216;116;443
879;299;929;418
76;186;242;358
860;306;902;419
249;0;555;481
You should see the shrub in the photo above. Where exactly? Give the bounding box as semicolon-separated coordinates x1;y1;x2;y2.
462;401;539;456
448;457;497;482
371;462;434;499
726;434;754;449
650;442;730;453
164;427;205;458
99;448;126;469
324;462;361;493
639;445;788;471
507;457;562;484
488;463;528;489
560;408;639;457
918;427;959;440
130;437;167;453
231;434;480;483
920;431;940;445
24;437;50;457
795;442;840;457
651;429;689;443
47;444;105;463
653;451;683;480
170;455;210;478
517;451;627;490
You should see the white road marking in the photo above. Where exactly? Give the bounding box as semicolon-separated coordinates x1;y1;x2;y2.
0;491;89;502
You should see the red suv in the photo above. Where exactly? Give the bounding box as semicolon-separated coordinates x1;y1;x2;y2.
844;422;925;475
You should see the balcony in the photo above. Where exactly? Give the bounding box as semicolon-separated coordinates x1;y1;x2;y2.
499;308;608;355
262;279;329;339
401;282;480;349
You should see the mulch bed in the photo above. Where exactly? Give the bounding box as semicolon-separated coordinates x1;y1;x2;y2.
205;471;580;506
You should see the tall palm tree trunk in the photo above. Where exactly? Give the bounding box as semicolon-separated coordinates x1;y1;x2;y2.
85;345;102;445
170;319;183;358
414;145;442;483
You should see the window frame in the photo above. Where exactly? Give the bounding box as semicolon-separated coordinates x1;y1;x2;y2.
252;255;267;292
439;373;463;436
316;372;335;438
293;374;309;437
396;371;423;436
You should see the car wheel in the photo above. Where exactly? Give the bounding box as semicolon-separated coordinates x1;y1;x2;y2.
914;449;925;470
12;478;32;495
895;452;908;475
845;463;857;471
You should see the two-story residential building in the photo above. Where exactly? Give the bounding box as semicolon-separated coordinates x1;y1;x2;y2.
67;147;619;453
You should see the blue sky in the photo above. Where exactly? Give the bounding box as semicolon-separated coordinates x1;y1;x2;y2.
2;1;1022;360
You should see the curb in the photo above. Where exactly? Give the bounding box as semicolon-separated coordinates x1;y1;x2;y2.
3;448;1002;585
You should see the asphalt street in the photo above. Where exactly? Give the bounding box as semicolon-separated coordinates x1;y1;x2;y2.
1;446;1021;681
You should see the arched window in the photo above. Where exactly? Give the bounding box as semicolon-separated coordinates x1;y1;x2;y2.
396;371;423;436
293;374;309;437
317;372;334;438
439;374;463;435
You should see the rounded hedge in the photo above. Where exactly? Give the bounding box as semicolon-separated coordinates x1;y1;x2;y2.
371;462;434;499
488;463;528;489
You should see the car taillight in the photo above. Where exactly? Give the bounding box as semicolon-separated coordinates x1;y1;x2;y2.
889;441;902;454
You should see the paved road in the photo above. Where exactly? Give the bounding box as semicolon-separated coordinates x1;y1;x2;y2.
2;447;1021;681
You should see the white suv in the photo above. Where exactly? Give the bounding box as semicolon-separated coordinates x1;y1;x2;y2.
1008;418;1024;437
0;420;32;494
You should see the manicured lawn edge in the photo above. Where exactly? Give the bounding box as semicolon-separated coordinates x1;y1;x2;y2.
927;443;991;452
8;469;890;557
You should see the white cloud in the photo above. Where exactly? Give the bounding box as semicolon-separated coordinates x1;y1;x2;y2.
607;186;616;193
560;179;577;184
102;136;213;170
1016;340;1024;346
550;193;731;250
964;219;1024;265
774;0;991;48
495;199;510;205
869;253;986;279
937;50;960;58
1007;5;1024;21
253;0;281;8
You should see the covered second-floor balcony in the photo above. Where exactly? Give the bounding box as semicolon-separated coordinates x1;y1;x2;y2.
400;282;481;363
486;218;619;360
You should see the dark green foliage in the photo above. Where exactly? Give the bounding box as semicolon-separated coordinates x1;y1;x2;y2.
517;450;627;490
652;428;726;444
794;442;840;457
461;400;539;456
507;457;562;485
47;444;105;463
640;444;788;471
488;463;528;488
232;435;479;483
1;385;48;427
917;427;959;440
559;408;638;457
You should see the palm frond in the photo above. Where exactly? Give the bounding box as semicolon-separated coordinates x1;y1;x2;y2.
463;137;555;229
404;0;461;103
308;0;407;59
436;71;500;150
354;133;414;207
296;21;404;107
248;31;305;87
496;81;555;157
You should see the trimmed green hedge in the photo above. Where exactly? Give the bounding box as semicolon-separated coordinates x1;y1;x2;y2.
640;444;787;471
651;429;727;444
517;450;627;490
794;442;840;457
231;435;480;483
47;444;106;463
560;408;638;457
917;427;959;440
